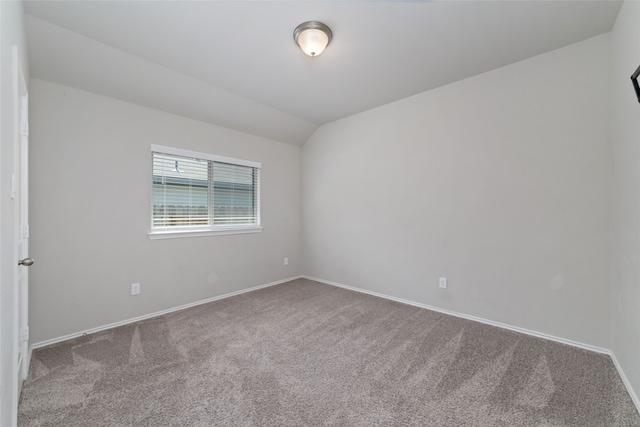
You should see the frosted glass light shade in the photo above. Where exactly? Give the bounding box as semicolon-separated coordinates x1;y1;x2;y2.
297;29;329;56
294;21;332;57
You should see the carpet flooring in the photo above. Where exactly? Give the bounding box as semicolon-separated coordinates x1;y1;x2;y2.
18;278;640;426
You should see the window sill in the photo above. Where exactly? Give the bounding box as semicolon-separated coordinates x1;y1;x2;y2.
148;226;262;240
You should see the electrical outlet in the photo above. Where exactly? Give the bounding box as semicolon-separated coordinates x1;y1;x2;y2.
284;257;289;266
439;277;447;289
131;283;140;296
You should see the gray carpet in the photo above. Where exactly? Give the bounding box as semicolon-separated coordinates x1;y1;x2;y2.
18;278;640;426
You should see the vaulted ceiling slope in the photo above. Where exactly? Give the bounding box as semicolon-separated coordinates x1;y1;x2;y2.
25;1;622;146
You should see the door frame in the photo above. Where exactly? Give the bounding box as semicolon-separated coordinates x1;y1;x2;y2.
11;44;30;424
16;47;29;382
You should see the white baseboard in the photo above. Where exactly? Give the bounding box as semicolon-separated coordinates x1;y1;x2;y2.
302;275;640;414
609;351;640;413
31;275;303;351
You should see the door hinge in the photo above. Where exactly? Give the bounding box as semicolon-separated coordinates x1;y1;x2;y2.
22;327;29;341
23;225;29;238
21;122;29;136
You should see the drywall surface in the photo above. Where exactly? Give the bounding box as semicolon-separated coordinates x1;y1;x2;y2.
610;0;640;404
0;1;29;425
26;16;319;147
303;34;611;348
29;79;302;344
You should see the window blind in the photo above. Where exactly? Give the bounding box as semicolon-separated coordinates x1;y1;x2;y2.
152;148;260;230
213;162;260;225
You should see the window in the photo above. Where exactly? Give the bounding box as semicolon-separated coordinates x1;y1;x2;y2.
150;145;261;239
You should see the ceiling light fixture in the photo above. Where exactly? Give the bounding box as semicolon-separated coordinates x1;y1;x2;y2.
293;21;332;57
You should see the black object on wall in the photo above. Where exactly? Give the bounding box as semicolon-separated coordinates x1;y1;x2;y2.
632;65;640;103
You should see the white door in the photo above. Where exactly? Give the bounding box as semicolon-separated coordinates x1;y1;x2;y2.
13;45;31;404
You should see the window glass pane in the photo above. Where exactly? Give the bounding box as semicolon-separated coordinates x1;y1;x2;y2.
213;162;258;225
152;152;209;227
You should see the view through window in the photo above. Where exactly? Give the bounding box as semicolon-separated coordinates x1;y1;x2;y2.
151;147;260;232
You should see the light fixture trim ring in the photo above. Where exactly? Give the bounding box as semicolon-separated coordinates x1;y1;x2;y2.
293;21;333;53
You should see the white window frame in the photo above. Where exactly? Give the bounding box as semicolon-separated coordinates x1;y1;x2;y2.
149;144;262;240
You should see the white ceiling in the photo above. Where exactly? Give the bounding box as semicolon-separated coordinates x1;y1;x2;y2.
24;1;622;146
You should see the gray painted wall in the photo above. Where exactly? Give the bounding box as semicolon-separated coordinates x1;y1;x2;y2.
29;79;302;344
610;0;640;405
0;2;29;424
302;34;611;348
